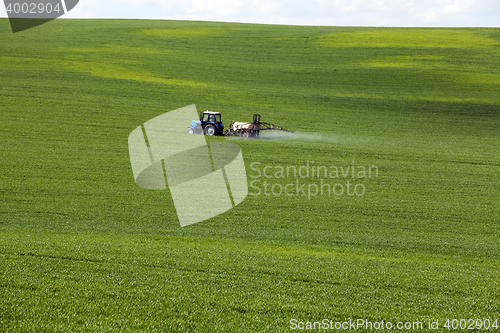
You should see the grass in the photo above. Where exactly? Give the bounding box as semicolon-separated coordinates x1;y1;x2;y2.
0;18;499;331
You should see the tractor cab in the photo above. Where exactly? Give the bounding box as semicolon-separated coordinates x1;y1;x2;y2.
187;110;224;136
200;111;221;124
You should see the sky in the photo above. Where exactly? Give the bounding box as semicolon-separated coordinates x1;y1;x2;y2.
1;0;499;27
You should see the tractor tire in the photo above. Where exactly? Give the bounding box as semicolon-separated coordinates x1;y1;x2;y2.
204;124;216;136
186;127;194;134
240;130;250;138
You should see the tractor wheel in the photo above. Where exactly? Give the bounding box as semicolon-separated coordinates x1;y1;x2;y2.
204;124;216;136
186;127;194;134
240;130;250;138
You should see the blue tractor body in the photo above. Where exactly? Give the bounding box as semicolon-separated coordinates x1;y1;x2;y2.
187;111;224;136
190;120;203;133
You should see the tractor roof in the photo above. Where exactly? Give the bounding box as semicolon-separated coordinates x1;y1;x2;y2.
203;111;221;115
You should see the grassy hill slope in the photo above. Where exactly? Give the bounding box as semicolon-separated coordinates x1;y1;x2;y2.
1;19;499;331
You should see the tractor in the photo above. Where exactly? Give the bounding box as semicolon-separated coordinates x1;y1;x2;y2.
186;111;224;136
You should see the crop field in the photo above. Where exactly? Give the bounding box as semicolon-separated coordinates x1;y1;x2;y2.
0;18;499;331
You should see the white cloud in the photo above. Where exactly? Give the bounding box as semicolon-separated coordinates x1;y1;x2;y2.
0;0;498;26
188;0;243;16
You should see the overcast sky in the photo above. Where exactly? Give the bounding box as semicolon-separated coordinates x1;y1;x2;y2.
1;0;499;27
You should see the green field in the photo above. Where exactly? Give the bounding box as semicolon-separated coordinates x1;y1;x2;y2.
1;18;499;331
